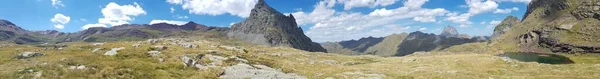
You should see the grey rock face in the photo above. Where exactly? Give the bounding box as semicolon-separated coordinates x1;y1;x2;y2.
440;26;459;38
227;0;326;52
491;16;520;40
524;0;570;20
15;52;45;59
571;0;600;20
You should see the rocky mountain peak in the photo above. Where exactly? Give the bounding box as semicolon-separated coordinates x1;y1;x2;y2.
523;0;570;20
491;16;521;40
228;0;326;52
440;26;459;38
0;19;16;26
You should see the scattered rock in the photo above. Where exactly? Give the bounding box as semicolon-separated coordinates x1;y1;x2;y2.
219;63;307;79
150;45;168;51
92;43;105;46
338;71;386;79
319;60;339;65
179;43;198;48
69;65;87;70
15;52;45;59
179;55;197;67
33;71;42;79
147;51;161;57
104;47;125;56
132;44;140;47
219;46;246;53
147;39;159;44
92;48;104;53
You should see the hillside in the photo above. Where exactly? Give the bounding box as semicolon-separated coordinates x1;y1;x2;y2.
492;0;600;53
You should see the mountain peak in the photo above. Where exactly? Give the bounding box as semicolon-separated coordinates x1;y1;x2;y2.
440;25;459;38
0;19;16;26
249;0;282;18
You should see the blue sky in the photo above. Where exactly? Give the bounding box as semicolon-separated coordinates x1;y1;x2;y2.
0;0;530;42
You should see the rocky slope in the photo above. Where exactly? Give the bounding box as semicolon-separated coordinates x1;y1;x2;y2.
493;0;600;53
364;33;409;56
227;0;326;52
395;30;485;56
491;16;521;40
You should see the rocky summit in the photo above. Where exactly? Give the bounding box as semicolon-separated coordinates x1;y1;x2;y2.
490;16;520;40
228;0;326;52
440;26;459;38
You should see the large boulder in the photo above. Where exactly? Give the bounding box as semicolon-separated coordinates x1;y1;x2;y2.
15;52;44;59
104;47;124;56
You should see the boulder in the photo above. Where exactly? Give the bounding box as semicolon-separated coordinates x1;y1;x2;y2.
147;39;159;44
15;52;45;59
92;48;104;53
219;63;307;79
150;45;168;51
179;43;198;48
147;51;161;57
92;43;105;46
104;47;125;56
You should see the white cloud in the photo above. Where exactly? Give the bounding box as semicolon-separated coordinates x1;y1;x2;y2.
404;0;428;9
294;0;446;42
170;7;175;13
98;2;146;26
51;0;64;8
445;0;498;27
492;0;531;3
50;13;70;29
493;7;518;14
167;0;258;17
419;27;427;31
489;20;501;25
177;15;189;19
167;0;184;4
81;23;107;29
480;21;486;24
337;0;398;10
149;20;188;25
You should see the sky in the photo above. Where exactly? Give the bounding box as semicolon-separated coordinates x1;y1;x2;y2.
0;0;530;42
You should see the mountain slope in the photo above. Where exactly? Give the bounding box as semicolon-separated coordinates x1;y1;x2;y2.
491;16;521;40
227;0;326;52
493;0;600;53
364;33;409;56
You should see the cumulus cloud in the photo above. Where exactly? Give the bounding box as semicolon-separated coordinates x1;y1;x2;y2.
170;7;175;13
494;7;518;14
492;0;531;3
98;2;146;26
167;0;257;17
489;20;501;25
337;0;398;10
50;13;70;29
419;27;427;31
51;0;64;8
445;0;499;27
81;23;107;29
293;0;447;42
149;20;188;25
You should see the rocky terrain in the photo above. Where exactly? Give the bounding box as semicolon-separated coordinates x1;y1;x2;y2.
227;0;326;52
493;0;600;53
491;16;520;41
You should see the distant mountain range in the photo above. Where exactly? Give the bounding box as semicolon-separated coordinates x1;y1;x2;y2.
322;26;489;56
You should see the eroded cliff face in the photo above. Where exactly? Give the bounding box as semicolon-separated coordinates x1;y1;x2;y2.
227;0;326;52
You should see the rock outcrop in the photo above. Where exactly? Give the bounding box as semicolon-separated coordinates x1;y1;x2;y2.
440;26;459;38
491;16;521;40
395;31;483;56
227;0;326;52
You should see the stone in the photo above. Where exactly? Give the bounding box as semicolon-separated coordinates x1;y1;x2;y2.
180;55;196;67
150;45;168;51
219;46;246;53
92;48;104;53
147;51;161;57
147;39;159;44
219;63;307;79
132;44;140;47
104;47;125;56
92;43;105;46
179;43;198;48
15;52;45;59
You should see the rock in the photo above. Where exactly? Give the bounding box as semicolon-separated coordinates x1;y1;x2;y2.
147;39;159;44
491;16;520;40
219;63;307;79
92;48;104;53
179;43;198;48
150;45;168;51
440;26;459;38
339;71;386;79
15;52;45;59
219;46;246;53
104;47;124;56
33;71;42;79
69;65;87;70
147;51;161;57
226;0;326;52
92;43;105;46
132;44;140;47
180;55;196;67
